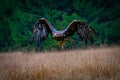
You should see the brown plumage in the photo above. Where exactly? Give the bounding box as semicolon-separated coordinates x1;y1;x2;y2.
30;18;96;47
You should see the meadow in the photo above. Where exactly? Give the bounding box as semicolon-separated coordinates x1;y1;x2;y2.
0;46;120;80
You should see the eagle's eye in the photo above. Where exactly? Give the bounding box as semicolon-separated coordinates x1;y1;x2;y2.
56;33;59;36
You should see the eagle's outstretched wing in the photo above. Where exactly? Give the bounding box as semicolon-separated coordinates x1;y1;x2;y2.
63;20;80;37
63;20;96;42
34;18;56;34
30;18;56;46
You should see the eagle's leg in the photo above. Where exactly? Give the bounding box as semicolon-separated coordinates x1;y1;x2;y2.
58;38;75;49
58;41;65;49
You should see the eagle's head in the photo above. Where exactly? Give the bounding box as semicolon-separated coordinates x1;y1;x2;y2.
53;33;62;37
52;32;65;41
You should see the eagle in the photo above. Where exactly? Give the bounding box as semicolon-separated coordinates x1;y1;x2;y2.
30;18;96;48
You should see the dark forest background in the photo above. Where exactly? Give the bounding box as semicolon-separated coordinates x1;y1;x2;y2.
0;0;120;51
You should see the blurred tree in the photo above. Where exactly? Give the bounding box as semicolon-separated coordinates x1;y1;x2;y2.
0;0;120;51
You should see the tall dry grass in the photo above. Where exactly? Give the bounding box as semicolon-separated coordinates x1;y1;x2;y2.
0;46;120;80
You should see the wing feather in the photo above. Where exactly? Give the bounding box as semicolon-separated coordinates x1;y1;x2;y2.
63;20;96;40
63;20;82;37
31;18;56;46
34;18;56;34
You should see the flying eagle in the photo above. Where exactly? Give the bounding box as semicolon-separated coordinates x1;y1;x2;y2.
30;18;96;48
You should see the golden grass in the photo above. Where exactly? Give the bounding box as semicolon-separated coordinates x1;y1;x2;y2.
0;46;120;80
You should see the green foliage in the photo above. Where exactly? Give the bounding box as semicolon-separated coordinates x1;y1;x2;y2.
0;0;120;51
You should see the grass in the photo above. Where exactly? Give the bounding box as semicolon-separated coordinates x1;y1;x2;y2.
0;46;120;80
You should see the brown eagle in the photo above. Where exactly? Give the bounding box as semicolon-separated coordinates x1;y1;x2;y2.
30;18;96;48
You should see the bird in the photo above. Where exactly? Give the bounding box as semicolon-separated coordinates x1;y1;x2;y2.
30;18;96;48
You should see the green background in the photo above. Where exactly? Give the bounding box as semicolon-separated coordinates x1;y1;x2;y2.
0;0;120;51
